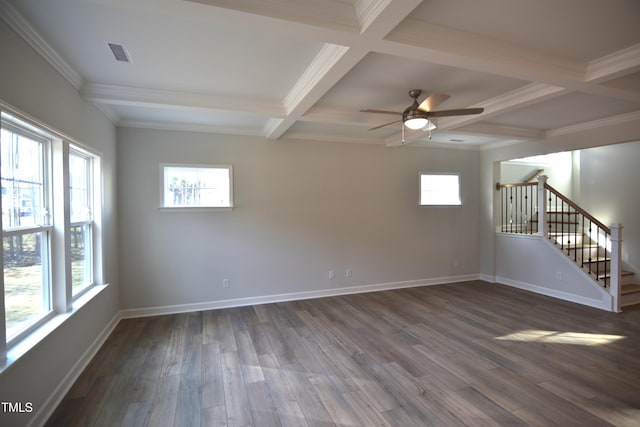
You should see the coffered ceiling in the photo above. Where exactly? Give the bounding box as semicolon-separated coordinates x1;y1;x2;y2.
2;0;640;149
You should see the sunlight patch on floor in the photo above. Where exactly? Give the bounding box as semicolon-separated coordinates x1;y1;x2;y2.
495;330;625;346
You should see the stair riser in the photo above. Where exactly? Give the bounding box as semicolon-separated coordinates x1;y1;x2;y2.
622;291;640;307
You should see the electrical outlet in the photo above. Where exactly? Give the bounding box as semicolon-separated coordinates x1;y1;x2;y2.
329;270;335;279
222;278;230;288
346;268;352;278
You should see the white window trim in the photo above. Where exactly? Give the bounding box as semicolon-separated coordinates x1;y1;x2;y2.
159;163;234;211
419;172;463;207
0;101;106;368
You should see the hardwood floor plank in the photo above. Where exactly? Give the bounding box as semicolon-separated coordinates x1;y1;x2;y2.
47;281;640;426
147;374;180;427
221;351;253;426
200;342;225;409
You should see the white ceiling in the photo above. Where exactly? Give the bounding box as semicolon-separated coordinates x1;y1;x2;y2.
2;0;640;149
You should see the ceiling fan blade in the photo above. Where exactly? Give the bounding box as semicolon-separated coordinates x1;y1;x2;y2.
418;93;450;112
427;107;484;117
361;109;400;115
369;119;402;130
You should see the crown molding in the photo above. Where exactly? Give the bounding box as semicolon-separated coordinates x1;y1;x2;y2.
80;83;285;117
282;130;383;145
118;120;265;137
0;1;83;90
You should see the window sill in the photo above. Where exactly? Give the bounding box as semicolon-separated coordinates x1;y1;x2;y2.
159;206;234;213
0;284;109;375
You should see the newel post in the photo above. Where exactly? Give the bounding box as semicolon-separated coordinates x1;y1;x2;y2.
610;223;623;312
536;175;548;237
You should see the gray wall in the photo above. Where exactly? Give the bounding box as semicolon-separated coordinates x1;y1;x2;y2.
0;19;119;427
117;128;482;311
577;141;640;273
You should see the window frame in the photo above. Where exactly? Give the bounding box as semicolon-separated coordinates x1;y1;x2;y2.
159;163;234;211
1;115;55;345
419;172;463;207
68;146;96;297
0;104;105;362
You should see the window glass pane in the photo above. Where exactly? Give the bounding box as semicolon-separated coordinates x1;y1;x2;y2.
70;224;92;293
70;153;90;222
420;174;461;206
163;166;232;208
1;128;46;228
3;232;48;338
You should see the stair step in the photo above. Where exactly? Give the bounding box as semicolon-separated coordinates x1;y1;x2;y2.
597;270;634;280
621;284;640;295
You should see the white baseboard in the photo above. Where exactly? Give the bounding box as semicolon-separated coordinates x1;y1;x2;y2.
495;276;613;311
120;274;482;319
30;312;122;427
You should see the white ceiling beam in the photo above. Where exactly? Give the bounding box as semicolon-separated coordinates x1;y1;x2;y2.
380;19;585;85
452;122;545;141
80;83;286;117
186;0;360;33
436;83;569;130
585;44;640;84
265;0;423;139
378;20;640;104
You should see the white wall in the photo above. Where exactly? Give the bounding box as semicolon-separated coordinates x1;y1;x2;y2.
500;151;573;196
0;19;119;427
577;141;640;273
117;128;481;312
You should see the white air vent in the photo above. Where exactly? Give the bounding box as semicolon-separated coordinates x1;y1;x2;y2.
108;43;131;63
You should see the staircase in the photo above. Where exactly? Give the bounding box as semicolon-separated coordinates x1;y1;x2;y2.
542;210;640;308
496;176;640;311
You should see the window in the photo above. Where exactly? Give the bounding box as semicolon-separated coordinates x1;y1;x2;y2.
1;109;103;353
419;173;462;206
69;148;95;295
161;164;233;209
1;118;52;339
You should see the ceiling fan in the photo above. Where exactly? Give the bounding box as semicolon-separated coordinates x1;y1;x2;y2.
361;89;484;141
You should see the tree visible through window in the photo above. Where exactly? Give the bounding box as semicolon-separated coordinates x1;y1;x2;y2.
161;165;233;208
1;118;51;338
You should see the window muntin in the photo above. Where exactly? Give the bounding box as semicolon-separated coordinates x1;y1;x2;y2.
420;173;462;206
161;164;233;209
1;118;52;339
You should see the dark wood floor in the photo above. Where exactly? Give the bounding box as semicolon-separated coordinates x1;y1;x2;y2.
46;281;640;426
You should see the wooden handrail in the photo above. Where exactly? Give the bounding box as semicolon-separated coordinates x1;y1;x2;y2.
495;181;537;191
544;183;611;234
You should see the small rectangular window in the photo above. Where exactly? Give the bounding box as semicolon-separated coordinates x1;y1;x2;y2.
420;173;462;206
161;164;233;209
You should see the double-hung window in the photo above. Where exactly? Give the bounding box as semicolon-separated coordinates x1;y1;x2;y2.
1;109;103;356
1;116;53;341
69;148;94;295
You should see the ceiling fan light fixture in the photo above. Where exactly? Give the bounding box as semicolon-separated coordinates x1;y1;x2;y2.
404;117;429;130
403;107;430;130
